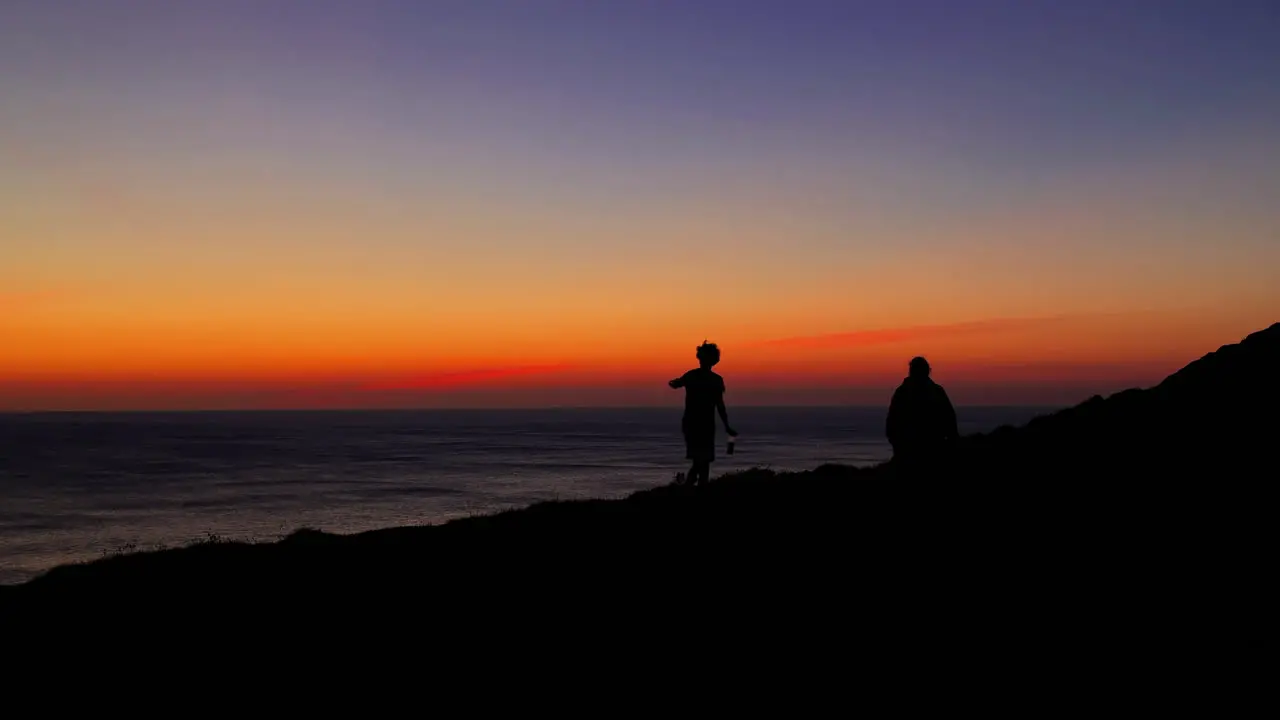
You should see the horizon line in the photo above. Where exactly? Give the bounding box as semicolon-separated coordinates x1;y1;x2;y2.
0;402;1070;416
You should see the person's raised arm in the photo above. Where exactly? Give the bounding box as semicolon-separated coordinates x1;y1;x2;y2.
668;376;685;389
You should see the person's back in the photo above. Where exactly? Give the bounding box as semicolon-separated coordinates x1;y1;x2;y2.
678;367;724;427
886;357;958;473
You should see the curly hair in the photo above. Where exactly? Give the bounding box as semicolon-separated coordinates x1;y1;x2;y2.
696;341;721;367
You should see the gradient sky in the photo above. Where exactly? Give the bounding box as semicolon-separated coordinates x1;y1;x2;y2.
3;0;1279;410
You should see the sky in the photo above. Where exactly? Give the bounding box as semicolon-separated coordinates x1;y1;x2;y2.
2;0;1278;411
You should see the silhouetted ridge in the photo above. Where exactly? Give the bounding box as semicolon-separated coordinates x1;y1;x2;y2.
1156;321;1280;395
945;322;1280;480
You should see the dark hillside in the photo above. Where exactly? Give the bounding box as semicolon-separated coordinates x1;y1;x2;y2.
2;324;1274;653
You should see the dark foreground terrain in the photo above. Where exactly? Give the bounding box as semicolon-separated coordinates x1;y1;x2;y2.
1;324;1274;669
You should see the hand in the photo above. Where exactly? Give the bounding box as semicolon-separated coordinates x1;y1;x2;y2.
668;379;680;389
726;426;738;437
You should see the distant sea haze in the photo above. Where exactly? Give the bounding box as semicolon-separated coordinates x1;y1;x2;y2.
0;406;1049;585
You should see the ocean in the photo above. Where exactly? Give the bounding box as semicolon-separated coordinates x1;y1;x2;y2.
0;405;1050;585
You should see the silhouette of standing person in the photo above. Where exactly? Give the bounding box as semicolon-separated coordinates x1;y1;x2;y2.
669;341;736;487
885;356;958;478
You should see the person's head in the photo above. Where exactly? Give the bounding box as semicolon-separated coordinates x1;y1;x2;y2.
908;356;931;378
696;341;721;369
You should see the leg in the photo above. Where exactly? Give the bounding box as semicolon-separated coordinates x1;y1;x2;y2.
686;429;713;486
683;430;700;486
694;460;711;486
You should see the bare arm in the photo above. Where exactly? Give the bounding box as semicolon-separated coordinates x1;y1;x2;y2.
668;377;685;389
717;395;735;436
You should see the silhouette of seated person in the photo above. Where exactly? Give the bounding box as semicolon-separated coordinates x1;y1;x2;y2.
669;341;736;487
886;356;958;476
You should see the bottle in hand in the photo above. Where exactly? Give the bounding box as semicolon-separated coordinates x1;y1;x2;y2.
727;433;737;455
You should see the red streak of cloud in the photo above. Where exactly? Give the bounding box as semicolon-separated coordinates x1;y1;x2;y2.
748;316;1079;350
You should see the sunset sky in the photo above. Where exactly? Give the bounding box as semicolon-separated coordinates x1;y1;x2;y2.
3;0;1278;411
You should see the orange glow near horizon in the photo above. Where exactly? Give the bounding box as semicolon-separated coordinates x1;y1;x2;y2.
3;302;1274;410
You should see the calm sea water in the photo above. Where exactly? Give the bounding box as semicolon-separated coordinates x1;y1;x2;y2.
0;406;1050;585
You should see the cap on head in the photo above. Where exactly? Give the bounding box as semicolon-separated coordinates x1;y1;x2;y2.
909;356;931;376
696;341;721;367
